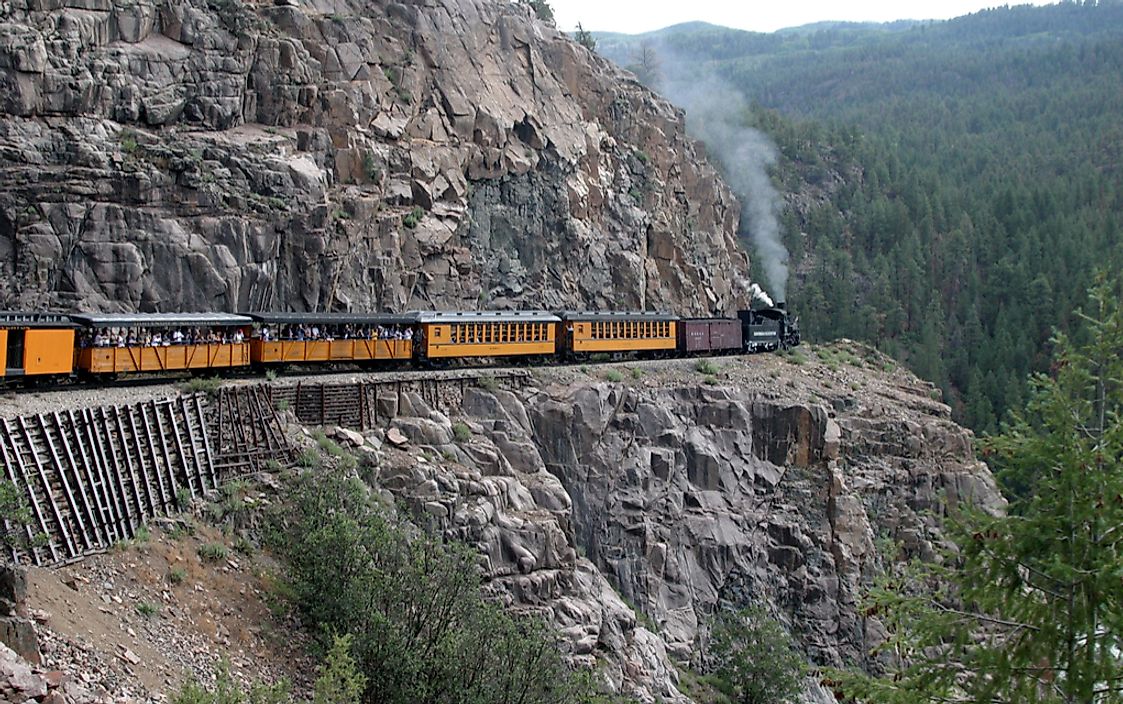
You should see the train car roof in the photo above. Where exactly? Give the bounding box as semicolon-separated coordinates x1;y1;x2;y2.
555;311;680;322
68;313;255;327
243;312;419;325
416;311;561;324
0;311;78;328
679;317;740;323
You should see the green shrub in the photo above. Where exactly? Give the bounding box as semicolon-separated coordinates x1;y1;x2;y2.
605;369;624;383
314;431;345;457
695;359;720;376
167;568;187;585
402;206;425;229
630;367;643;380
477;375;498;392
786;350;808;366
171;659;290;704
269;467;594;704
233;535;255;556
314;634;367;704
198;542;229;563
297;447;319;468
705;606;806;704
0;481;43;554
362;151;381;182
182;377;222;397
119;128;139;155
166;519;196;541
452;421;472;443
136;601;160;619
175;486;194;511
132;524;151;545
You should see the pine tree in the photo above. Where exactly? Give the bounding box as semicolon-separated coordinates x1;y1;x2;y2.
573;23;596;51
835;273;1123;703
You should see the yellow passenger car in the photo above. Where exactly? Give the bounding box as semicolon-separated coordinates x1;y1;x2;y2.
557;311;679;357
246;313;418;365
418;312;560;359
71;313;254;375
0;312;76;378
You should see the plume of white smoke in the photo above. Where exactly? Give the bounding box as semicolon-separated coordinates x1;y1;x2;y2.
747;282;774;308
653;48;790;301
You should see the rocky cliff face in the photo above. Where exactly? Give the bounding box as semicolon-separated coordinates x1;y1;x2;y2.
0;0;749;313
367;343;1005;702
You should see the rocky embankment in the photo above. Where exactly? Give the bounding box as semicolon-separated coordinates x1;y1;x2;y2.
351;343;1003;701
1;343;1004;703
0;0;748;313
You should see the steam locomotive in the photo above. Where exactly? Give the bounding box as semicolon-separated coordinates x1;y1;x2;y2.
0;305;799;381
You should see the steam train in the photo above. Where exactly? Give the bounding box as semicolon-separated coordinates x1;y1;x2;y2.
0;306;799;382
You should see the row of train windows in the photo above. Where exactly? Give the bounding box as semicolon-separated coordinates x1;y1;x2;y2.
587;321;672;339
448;323;551;344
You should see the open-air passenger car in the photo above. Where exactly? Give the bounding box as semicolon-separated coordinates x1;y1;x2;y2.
70;313;254;375
244;312;418;365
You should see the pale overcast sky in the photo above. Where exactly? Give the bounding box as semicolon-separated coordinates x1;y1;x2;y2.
549;0;1059;34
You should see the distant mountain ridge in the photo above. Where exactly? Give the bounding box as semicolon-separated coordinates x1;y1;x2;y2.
589;0;1123;432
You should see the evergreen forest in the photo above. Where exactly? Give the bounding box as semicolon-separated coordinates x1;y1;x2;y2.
596;1;1123;433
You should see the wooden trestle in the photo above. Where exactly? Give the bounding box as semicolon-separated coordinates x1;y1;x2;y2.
1;386;291;566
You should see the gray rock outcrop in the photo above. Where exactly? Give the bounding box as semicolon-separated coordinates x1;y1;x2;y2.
363;347;1005;701
0;0;749;313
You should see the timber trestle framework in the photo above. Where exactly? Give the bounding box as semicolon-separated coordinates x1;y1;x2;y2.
2;386;291;566
268;370;530;430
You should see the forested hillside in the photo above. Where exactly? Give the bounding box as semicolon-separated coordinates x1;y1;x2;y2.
596;1;1123;432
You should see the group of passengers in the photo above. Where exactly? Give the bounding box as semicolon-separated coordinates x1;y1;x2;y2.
82;327;247;348
259;324;414;342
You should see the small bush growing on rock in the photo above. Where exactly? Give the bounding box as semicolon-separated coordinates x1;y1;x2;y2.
0;480;43;554
605;369;624;383
233;535;255;556
452;421;472;442
314;431;345;457
785;350;808;365
695;359;720;376
174;487;194;512
182;376;222;398
362;151;381;182
133;524;151;545
477;375;498;392
630;367;643;380
275;399;291;413
167;568;187;585
135;601;159;619
198;542;229;563
402;206;425;229
119;128;139;155
297;447;320;468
